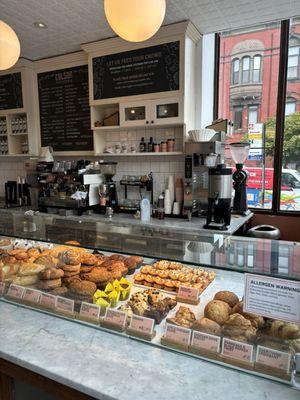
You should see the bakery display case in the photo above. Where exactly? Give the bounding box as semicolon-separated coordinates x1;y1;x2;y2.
0;209;299;390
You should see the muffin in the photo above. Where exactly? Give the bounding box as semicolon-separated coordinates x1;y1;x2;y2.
192;317;222;335
204;300;231;325
214;291;239;308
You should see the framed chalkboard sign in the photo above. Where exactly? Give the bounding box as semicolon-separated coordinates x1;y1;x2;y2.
0;72;23;110
38;65;92;152
93;41;180;100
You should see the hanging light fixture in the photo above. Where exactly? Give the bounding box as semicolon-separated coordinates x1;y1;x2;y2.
104;0;166;42
0;20;20;70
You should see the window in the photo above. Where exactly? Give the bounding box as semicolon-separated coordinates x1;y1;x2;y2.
248;106;258;124
287;45;299;79
218;22;280;210
280;19;300;211
242;56;250;83
253;55;262;82
233;106;243;129
285;101;296;116
232;58;240;84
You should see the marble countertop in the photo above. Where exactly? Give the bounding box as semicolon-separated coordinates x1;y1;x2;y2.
0;301;298;400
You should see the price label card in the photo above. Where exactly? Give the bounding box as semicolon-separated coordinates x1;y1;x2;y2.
129;315;154;335
256;346;291;373
222;338;253;363
178;286;199;302
80;302;100;321
104;308;127;328
164;323;191;346
39;293;56;309
191;331;221;353
55;296;74;314
0;282;5;296
244;273;300;324
22;288;41;304
7;284;25;300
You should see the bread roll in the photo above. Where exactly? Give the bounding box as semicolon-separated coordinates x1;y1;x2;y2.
204;300;231;325
214;291;239;307
18;263;45;276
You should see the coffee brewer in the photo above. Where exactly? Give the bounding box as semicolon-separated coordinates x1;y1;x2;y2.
204;164;232;230
229;142;251;215
184;132;225;216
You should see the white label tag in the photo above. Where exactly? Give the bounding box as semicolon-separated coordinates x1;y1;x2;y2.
164;323;191;346
129;315;154;335
80;302;100;321
177;286;199;302
256;346;291;373
22;288;41;304
7;284;25;299
244;273;300;323
191;331;221;353
55;296;74;314
222;338;253;363
39;293;56;309
104;308;127;328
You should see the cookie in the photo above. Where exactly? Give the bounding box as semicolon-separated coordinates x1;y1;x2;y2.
50;286;68;296
81;268;112;284
61;263;81;273
68;279;97;297
62;275;81;286
80;265;94;274
79;253;98;266
64;269;81;277
37;278;62;290
58;250;80;266
39;268;64;280
34;255;58;269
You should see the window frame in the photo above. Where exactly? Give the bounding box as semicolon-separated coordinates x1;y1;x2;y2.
287;45;299;79
253;54;262;83
232;58;240;84
214;19;300;216
242;56;251;83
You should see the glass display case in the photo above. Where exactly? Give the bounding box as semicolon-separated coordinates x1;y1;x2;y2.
0;208;299;389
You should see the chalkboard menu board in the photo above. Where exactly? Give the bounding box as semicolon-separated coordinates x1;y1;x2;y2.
93;41;180;100
0;72;23;110
38;65;92;152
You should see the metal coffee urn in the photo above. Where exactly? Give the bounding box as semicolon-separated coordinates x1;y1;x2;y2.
204;164;232;230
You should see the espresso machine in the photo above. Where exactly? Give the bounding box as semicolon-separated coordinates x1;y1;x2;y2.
184;131;225;216
204;164;232;230
229;142;251;215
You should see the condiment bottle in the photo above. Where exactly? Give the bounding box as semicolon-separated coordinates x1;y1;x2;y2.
157;193;165;219
154;143;160;152
139;137;146;152
160;141;167;152
148;136;154;152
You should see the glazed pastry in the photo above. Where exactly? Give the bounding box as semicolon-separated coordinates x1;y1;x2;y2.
37;278;62;290
18;262;45;276
204;300;231;325
214;291;239;308
192;317;222;335
13;275;39;286
7;249;28;260
0;264;20;281
34;255;58;269
27;248;41;259
222;313;257;343
39;268;64;280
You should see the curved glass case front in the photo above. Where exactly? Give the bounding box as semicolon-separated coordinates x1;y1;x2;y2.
0;208;299;388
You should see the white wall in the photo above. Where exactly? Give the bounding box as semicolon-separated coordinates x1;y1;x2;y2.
200;34;215;128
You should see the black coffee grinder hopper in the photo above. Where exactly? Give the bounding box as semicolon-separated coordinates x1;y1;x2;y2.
229;142;251;215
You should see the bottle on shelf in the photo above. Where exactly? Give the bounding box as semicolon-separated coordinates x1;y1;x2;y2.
139;137;146;152
160;141;167;152
148;136;154;152
157;193;165;219
140;197;151;222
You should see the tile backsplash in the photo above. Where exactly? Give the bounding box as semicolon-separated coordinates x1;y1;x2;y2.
0;155;185;202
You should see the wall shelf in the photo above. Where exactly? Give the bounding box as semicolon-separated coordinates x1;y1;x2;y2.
94;152;183;157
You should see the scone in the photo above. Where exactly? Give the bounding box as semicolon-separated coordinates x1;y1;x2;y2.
192;317;222;335
232;301;265;328
214;291;239;308
34;255;58;269
61;263;81;273
68;279;97;297
263;320;300;340
204;300;231;325
222;313;257;343
37;278;62;290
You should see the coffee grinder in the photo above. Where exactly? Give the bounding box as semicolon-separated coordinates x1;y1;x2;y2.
229;142;250;215
204;164;232;230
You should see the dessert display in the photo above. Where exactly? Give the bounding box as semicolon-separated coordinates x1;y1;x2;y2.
119;289;177;324
167;306;196;328
134;260;216;293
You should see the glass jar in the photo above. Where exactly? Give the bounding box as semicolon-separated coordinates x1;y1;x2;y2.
160;141;167;152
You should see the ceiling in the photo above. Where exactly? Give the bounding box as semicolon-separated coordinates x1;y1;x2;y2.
0;0;299;60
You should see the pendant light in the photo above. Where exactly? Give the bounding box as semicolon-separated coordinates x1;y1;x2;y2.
104;0;166;42
0;20;20;70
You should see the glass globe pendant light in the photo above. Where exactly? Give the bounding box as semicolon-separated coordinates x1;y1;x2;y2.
104;0;166;42
0;20;20;70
